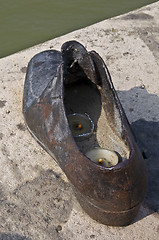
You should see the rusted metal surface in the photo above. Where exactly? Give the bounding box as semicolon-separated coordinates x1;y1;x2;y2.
23;41;147;226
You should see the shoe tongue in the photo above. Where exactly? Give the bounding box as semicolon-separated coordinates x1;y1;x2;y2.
61;40;97;84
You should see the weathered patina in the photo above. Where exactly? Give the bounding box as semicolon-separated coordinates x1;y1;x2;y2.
23;41;147;226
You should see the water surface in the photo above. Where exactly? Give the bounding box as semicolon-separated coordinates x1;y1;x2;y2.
0;0;157;58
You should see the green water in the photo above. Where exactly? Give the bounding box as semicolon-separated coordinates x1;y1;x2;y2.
0;0;157;58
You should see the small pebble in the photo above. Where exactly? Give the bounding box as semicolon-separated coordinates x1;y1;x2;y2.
56;225;62;232
140;84;145;89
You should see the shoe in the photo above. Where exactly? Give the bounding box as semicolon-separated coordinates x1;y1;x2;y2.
23;40;147;226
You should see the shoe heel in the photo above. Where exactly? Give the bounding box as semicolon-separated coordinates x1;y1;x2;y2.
74;188;140;226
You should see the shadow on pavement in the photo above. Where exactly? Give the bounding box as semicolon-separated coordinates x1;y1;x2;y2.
0;233;31;240
131;119;159;212
118;86;159;213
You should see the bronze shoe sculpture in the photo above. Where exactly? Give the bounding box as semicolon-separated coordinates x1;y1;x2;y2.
23;40;147;226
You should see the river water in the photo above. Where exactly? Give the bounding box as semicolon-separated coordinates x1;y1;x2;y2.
0;0;157;58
